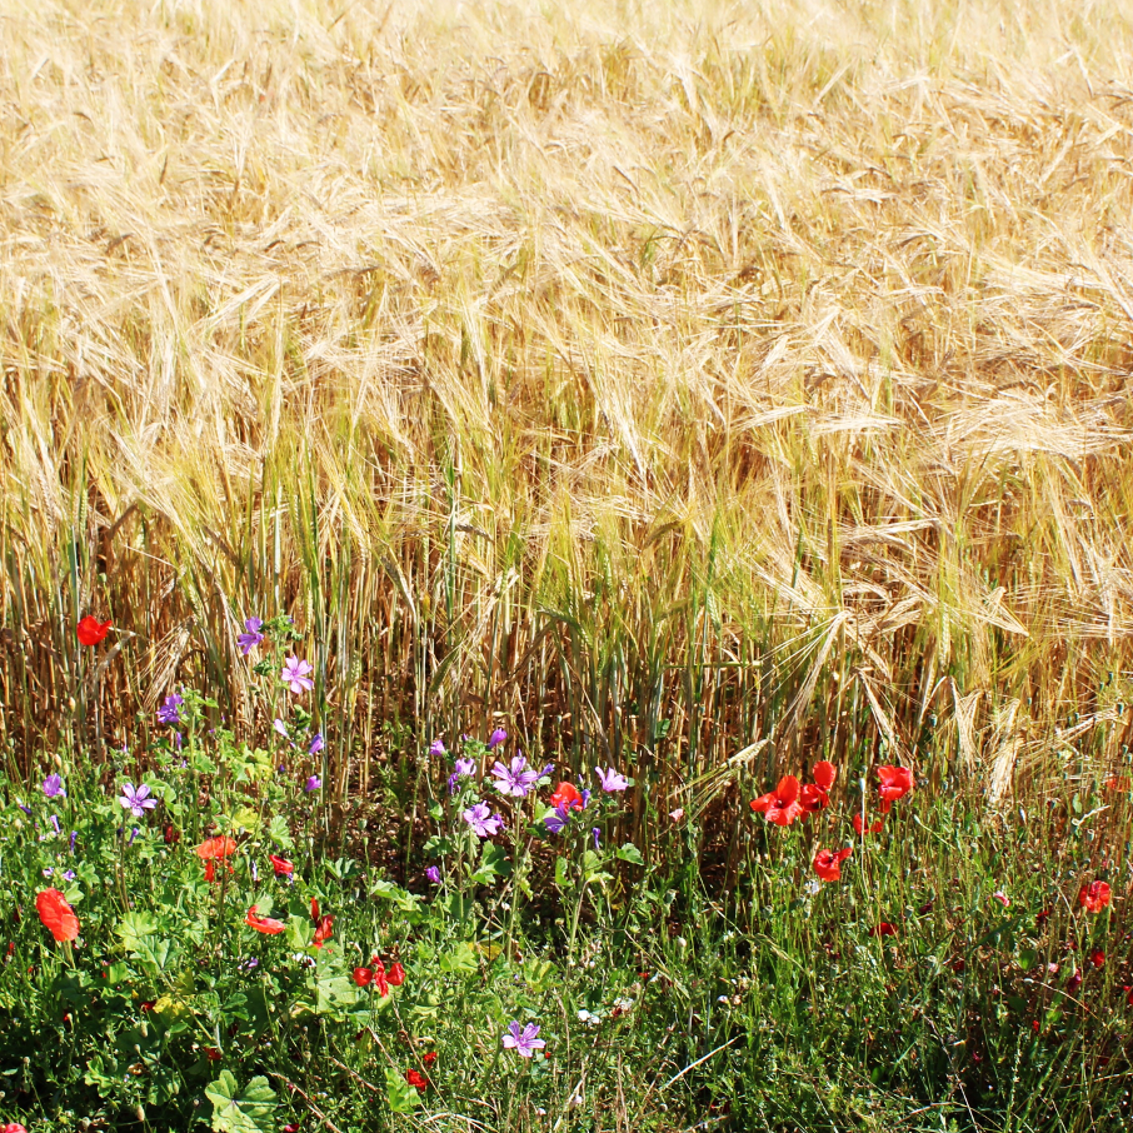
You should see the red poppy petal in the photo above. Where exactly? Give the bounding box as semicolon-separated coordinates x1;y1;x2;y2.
776;775;800;804
35;889;80;943
812;761;837;791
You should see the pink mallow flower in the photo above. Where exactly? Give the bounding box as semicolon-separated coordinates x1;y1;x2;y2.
502;1021;546;1058
281;656;314;694
462;801;502;838
596;766;629;792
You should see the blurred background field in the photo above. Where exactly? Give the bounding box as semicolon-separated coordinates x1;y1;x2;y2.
4;0;1133;846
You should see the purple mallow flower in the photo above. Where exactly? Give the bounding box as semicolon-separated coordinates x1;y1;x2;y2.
308;733;324;755
273;718;289;740
157;693;184;725
429;738;447;758
237;617;265;655
544;804;571;834
305;775;321;792
462;801;502;838
281;656;314;694
491;755;540;798
426;866;441;884
69;831;77;853
62;869;75;881
42;774;65;799
592;827;601;850
118;782;157;819
50;814;61;836
501;1021;546;1058
596;767;629;792
448;757;477;795
488;728;507;749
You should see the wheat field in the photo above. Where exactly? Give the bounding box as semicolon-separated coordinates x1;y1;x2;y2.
3;0;1133;837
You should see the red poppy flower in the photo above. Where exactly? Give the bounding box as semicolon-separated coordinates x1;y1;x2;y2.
813;761;836;791
1106;776;1131;792
269;854;294;876
869;922;897;937
877;765;913;805
852;813;884;835
405;1069;429;1090
196;836;237;861
388;961;405;986
422;1051;437;1066
76;616;112;646
798;783;830;814
1090;947;1105;968
750;775;804;826
1078;881;1112;912
35;888;80;943
163;822;180;845
205;1047;223;1061
813;847;853;882
245;906;286;934
354;957;390;995
313;914;334;948
550;782;584;811
310;897;320;921
2;1123;29;1133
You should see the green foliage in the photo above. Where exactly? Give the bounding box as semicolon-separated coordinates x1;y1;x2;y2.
205;1071;276;1133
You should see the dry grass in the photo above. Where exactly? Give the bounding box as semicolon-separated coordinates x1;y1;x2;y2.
4;0;1133;832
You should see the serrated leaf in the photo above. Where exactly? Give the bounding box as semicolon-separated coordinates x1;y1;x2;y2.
205;1070;276;1133
115;912;158;955
267;814;293;850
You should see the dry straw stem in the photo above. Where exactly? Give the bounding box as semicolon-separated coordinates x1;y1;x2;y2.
3;0;1133;827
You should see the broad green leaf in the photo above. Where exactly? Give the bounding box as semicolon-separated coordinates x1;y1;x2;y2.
267;814;293;850
231;806;261;834
555;856;570;889
616;843;645;865
115;912;158;954
385;1068;420;1113
205;1070;276;1133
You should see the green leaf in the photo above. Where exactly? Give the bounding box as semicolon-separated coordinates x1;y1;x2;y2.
267;814;293;850
385;1068;420;1113
1018;948;1037;972
205;1070;277;1133
115;912;159;955
554;856;570;889
616;843;645;865
231;806;261;834
369;877;421;912
438;941;479;976
307;949;360;1018
479;843;512;876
